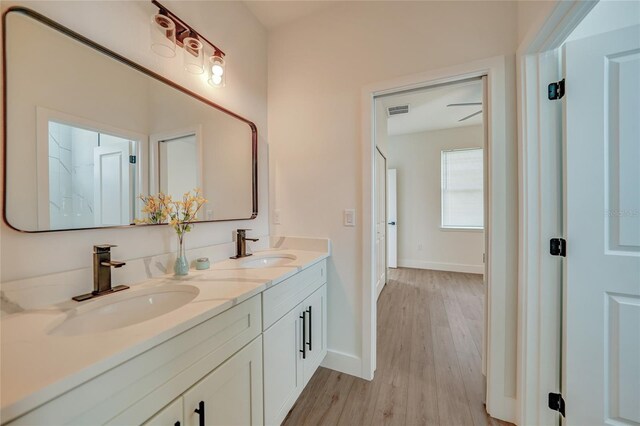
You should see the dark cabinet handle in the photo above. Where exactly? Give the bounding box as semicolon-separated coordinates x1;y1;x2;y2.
388;221;396;225
300;311;307;359
194;401;205;426
306;306;312;351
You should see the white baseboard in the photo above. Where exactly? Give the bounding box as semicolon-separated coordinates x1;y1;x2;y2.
320;350;363;378
487;395;516;424
397;259;484;274
376;280;385;300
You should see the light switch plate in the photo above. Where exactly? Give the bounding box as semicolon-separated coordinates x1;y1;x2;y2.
273;209;281;225
344;209;355;227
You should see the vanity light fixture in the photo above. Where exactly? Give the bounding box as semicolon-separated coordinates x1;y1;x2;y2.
151;0;226;82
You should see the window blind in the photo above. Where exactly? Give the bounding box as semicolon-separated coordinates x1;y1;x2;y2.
441;148;484;229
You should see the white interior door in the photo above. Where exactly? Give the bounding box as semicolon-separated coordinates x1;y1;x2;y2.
158;134;198;199
94;141;130;226
375;149;387;299
387;169;398;268
564;24;640;425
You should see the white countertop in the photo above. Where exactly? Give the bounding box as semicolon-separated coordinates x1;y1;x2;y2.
0;247;328;422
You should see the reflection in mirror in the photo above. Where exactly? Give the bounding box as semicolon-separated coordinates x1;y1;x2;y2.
158;134;199;200
153;130;203;220
43;113;141;230
3;9;257;232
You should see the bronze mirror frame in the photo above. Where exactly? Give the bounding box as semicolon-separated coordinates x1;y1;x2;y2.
2;7;258;233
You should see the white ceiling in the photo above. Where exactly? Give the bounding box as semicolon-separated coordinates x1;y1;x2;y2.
381;79;483;136
244;1;335;30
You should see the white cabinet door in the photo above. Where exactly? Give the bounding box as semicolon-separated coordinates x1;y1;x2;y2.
564;24;640;425
263;305;304;426
183;337;263;426
302;284;327;383
143;397;183;426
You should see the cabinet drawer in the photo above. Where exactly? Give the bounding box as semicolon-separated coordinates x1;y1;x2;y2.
8;295;261;425
262;260;326;330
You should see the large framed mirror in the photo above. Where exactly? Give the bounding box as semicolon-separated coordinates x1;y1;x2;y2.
2;8;257;232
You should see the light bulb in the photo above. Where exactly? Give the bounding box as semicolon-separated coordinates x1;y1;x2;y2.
212;63;224;76
208;54;226;87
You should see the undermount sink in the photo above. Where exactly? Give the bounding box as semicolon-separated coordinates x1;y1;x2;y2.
240;254;297;269
49;285;199;336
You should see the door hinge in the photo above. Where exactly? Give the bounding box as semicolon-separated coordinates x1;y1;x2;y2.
550;238;566;257
129;155;137;164
548;79;565;100
548;392;566;417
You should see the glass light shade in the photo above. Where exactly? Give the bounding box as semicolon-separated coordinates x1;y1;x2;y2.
150;14;176;58
183;37;204;74
208;55;226;87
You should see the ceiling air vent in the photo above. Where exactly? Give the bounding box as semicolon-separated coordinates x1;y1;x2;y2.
387;104;410;117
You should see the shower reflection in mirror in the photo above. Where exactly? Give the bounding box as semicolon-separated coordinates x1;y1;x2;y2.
37;108;143;230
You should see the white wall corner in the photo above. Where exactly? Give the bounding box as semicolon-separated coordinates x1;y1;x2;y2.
320;350;362;379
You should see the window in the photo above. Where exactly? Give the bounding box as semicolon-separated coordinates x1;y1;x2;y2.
441;148;484;229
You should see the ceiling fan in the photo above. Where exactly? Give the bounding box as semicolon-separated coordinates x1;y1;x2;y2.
447;102;483;122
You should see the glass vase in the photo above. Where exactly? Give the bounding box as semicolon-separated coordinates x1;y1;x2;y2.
174;234;189;276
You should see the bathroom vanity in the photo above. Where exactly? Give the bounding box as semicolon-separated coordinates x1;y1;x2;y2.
0;245;329;425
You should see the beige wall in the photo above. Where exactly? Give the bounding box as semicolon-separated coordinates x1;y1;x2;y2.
388;126;485;273
517;0;558;45
268;0;518;383
0;0;268;282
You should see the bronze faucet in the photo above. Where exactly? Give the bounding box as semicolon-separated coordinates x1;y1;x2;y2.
72;245;129;301
230;229;259;259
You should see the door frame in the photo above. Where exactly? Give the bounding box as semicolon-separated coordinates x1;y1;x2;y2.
374;146;387;301
361;55;518;422
516;1;597;425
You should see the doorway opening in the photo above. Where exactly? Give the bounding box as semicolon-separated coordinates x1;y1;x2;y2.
362;55;516;422
375;78;486;281
372;78;491;423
